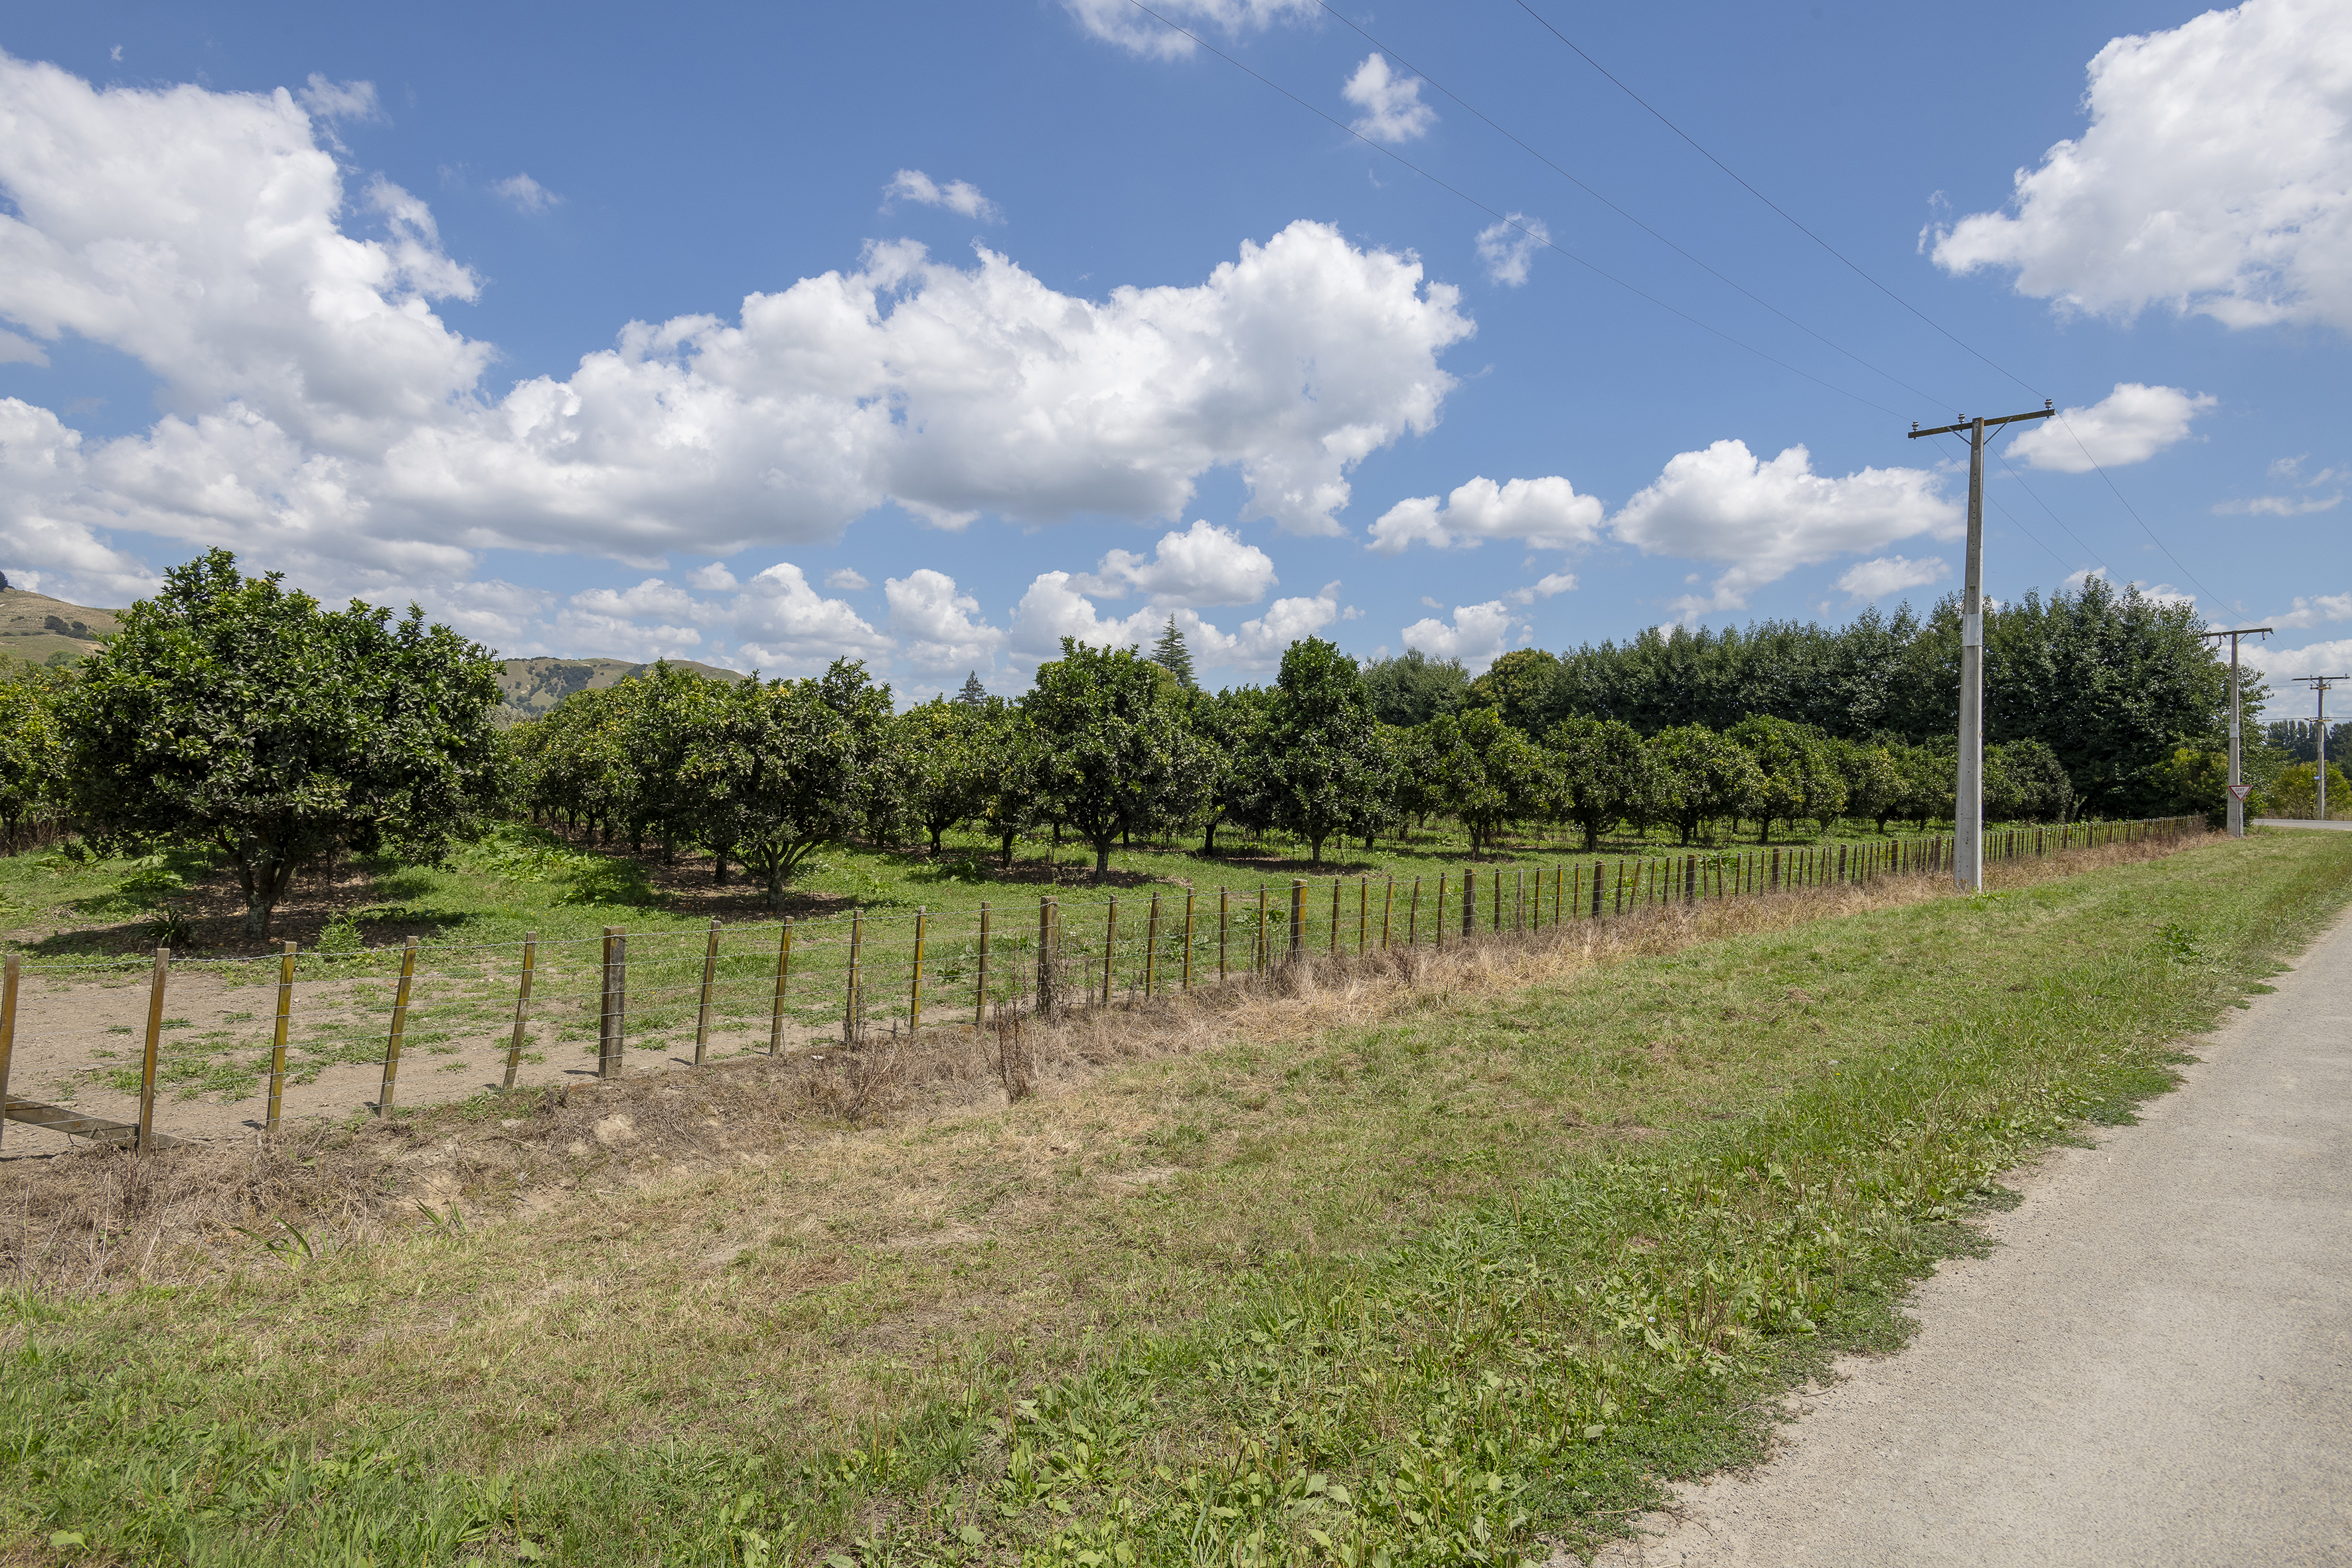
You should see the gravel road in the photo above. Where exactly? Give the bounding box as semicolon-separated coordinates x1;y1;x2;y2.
1581;907;2352;1567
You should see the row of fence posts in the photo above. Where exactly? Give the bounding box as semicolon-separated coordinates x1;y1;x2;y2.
0;816;2196;1154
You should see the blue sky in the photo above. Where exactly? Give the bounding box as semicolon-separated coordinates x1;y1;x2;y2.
0;0;2346;710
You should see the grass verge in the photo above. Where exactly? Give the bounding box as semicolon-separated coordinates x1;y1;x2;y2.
3;828;2347;1567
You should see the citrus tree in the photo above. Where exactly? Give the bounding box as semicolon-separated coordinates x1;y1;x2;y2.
66;550;504;938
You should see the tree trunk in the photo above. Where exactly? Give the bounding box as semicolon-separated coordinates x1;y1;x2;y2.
766;864;787;911
1093;836;1113;884
713;852;727;884
239;858;298;939
1000;828;1018;867
1202;817;1219;855
1309;830;1325;866
930;824;945;853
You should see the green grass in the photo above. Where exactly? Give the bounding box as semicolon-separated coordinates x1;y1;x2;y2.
1;817;2153;1127
3;828;2341;1565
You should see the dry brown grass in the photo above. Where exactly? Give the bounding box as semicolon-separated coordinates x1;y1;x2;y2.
0;830;2204;1301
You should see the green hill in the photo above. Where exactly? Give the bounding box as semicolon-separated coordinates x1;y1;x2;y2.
0;579;740;708
495;656;745;726
0;586;121;668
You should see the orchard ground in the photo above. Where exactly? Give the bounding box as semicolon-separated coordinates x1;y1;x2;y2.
3;824;2345;1565
2;812;2085;963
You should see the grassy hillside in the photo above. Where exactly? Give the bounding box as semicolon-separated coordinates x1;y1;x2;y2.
0;586;119;668
497;655;745;726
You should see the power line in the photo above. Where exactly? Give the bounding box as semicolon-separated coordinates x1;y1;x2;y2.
1119;0;1904;416
2054;412;2226;607
1928;433;2073;578
1508;0;2228;611
1989;447;2112;578
1308;1;1954;411
1511;0;2041;400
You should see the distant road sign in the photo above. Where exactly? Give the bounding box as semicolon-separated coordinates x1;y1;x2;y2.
2229;783;2254;801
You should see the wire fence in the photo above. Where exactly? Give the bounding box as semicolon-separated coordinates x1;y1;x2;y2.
0;815;2204;1152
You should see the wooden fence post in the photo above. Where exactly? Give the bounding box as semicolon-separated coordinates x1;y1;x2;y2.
266;940;295;1131
770;919;791;1056
505;931;537;1087
136;945;169;1149
1255;886;1269;972
1462;868;1477;937
1381;877;1395;951
1289;880;1306;965
1219;888;1230;982
1038;900;1056;1014
1182;891;1195;990
1144;893;1160;998
1409;875;1422;947
694;918;721;1066
976;902;992;1025
0;955;16;1154
597;928;626;1079
1359;876;1370;954
1103;897;1118;1005
844;910;863;1044
378;937;420;1113
1434;872;1445;947
1330;878;1341;957
909;907;927;1034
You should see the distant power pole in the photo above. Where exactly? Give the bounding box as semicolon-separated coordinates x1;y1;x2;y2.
1909;402;2055;893
2204;627;2272;837
2294;674;2349;821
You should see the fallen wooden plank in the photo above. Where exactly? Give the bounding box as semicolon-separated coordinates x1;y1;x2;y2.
3;1096;191;1150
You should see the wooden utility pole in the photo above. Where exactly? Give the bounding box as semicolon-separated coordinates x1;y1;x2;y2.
2294;674;2349;821
1909;402;2055;893
2203;627;2272;836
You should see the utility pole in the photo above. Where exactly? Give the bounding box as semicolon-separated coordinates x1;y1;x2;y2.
2203;627;2272;837
1909;401;2055;892
2293;674;2348;821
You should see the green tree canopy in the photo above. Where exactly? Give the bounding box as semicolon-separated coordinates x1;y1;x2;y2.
1648;725;1764;846
1425;707;1543;856
1148;617;1197;690
898;696;993;852
1263;638;1391;865
1022;639;1205;882
1192;684;1275;855
676;660;893;909
1465;649;1560;732
1542;715;1651;851
66;550;504;937
1360;649;1470;727
0;672;64;850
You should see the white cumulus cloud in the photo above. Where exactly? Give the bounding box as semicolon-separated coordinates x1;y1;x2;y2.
724;563;892;675
293;74;381;125
2242;636;2352;708
1071;519;1276;605
1928;0;2352;330
1397;601;1517;674
1474;214;1547;287
1343;54;1436;143
2267;592;2352;629
1834;554;1948;601
492;173;560;214
1369;474;1603;556
2004;383;2216;472
886;568;1004;674
881;169;1002;223
1506;572;1577;606
0;51;1476;612
1609;440;1960;620
1061;0;1318;60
